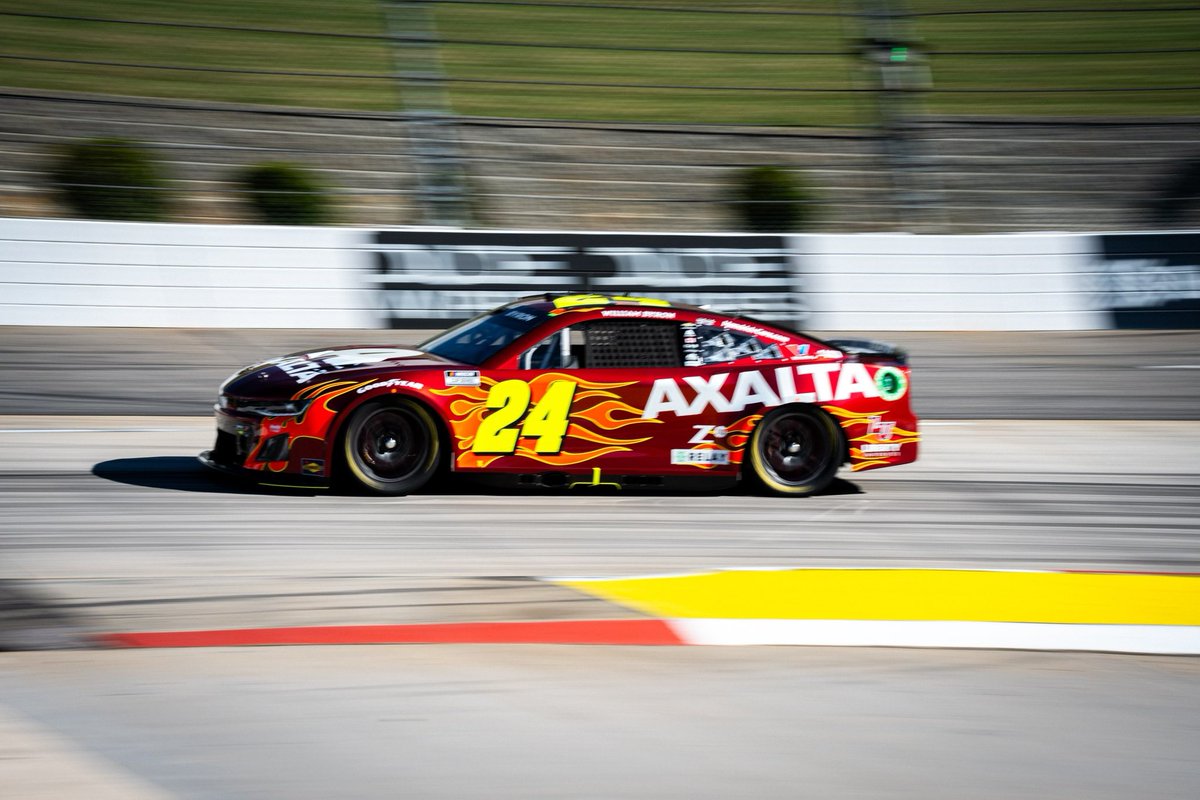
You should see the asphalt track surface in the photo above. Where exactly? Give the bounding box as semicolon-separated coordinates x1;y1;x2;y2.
1;327;1199;419
1;328;1199;798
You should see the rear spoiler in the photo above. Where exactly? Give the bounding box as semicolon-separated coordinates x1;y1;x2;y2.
824;338;908;366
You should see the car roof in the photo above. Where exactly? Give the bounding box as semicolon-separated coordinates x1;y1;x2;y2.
502;292;706;316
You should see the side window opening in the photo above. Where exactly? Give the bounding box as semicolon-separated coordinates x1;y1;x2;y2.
689;323;783;365
520;328;578;370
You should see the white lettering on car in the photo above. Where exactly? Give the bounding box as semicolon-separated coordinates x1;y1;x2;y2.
641;363;884;419
727;369;780;410
272;348;422;384
683;374;733;416
643;379;690;419
689;424;728;444
834;362;877;401
800;363;841;403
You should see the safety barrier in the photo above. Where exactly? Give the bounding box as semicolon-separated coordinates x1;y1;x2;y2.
0;219;374;328
1;218;1196;330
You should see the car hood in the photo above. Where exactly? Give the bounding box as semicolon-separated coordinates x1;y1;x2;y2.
221;345;456;398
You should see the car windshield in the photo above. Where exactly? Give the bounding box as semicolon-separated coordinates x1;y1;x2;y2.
419;307;547;365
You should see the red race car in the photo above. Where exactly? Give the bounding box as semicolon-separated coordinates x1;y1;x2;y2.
201;294;918;496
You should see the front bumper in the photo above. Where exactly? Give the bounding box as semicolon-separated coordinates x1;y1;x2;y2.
198;449;330;489
201;408;331;489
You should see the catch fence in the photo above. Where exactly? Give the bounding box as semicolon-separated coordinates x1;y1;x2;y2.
0;2;1197;231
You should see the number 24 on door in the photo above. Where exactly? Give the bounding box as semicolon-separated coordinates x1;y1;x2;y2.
472;380;576;454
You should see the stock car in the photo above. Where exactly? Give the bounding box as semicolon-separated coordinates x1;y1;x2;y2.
200;294;918;496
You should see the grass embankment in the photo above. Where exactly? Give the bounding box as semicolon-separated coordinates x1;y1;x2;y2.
0;0;1195;124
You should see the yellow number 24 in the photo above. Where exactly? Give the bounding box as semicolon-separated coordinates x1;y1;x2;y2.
473;380;577;455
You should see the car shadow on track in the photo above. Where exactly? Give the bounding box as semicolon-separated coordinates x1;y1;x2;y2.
91;456;863;498
92;456;319;496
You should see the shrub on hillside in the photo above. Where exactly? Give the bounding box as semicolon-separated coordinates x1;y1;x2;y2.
1148;157;1200;227
236;162;331;225
50;138;170;221
729;166;813;232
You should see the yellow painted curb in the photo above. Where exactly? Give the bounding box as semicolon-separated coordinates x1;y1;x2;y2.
558;570;1200;626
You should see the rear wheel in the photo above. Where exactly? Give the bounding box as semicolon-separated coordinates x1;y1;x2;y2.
748;405;841;496
341;399;440;495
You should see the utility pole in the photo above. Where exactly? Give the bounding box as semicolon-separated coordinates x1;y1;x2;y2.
383;0;470;226
857;0;935;229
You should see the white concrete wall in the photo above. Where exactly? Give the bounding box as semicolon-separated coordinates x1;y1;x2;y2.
0;219;1122;330
0;218;376;327
791;233;1109;331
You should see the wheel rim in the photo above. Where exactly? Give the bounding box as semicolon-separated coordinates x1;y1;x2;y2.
353;407;429;483
758;412;828;487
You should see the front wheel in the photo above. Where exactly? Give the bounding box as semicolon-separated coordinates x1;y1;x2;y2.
341;399;441;495
747;405;841;496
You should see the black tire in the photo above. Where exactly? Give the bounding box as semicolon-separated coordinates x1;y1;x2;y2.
340;399;441;495
747;405;841;496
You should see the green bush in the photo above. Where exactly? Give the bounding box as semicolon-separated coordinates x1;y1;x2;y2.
729;166;813;232
50;138;170;221
236;162;331;225
1148;157;1200;227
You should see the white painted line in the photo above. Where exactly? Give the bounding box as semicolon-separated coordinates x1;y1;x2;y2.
668;618;1200;655
1137;365;1200;370
920;421;973;427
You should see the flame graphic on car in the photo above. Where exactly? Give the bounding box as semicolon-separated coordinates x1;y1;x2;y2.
433;373;661;469
825;406;920;471
233;378;375;473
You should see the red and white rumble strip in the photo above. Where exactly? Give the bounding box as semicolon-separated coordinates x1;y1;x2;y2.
97;569;1200;655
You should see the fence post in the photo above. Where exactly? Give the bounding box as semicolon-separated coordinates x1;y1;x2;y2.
857;0;936;230
383;0;470;226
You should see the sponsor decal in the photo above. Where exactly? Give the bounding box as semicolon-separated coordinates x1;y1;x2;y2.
273;348;421;384
301;458;325;475
816;349;843;359
689;424;728;444
372;232;804;326
357;378;425;394
504;309;537;322
274;356;326;384
671;448;731;466
823;406;920;471
719;319;791;343
682;321;703;367
1091;233;1200;328
445;370;481;387
599;309;677;319
642;363;887;419
866;415;896;441
553;294;671;311
874;366;908;401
